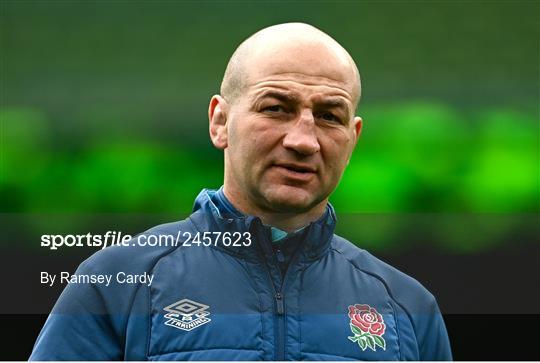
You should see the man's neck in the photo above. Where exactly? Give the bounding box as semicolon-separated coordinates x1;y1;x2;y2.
222;186;327;232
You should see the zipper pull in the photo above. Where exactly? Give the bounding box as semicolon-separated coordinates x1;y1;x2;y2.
275;292;284;315
276;249;285;263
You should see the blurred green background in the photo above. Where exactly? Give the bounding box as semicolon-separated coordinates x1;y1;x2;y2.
1;1;538;253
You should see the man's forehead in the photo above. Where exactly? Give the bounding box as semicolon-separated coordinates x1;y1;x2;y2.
220;23;361;107
243;41;358;100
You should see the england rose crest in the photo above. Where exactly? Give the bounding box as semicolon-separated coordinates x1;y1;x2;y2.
347;304;386;351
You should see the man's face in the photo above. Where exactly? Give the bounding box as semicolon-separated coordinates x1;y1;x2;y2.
216;40;362;215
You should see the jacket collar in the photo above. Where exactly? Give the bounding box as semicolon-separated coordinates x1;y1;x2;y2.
189;188;337;262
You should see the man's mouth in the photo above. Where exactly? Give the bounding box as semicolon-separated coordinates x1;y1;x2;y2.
273;163;317;181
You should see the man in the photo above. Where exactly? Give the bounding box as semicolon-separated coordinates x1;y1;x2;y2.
31;23;452;360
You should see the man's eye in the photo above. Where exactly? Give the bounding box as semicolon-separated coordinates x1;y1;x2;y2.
319;112;340;122
263;105;285;113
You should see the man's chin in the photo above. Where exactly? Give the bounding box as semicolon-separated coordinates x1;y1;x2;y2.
260;185;321;213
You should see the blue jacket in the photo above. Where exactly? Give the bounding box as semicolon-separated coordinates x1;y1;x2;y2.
31;189;452;360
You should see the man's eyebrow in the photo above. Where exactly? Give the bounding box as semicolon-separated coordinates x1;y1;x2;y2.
254;90;352;115
254;90;300;104
317;98;350;115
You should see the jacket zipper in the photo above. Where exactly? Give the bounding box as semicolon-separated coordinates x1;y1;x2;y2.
274;246;309;360
257;223;309;360
274;291;285;360
261;246;286;360
255;225;286;361
274;248;287;360
275;292;285;314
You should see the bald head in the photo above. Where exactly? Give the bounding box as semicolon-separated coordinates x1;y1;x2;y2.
220;23;361;110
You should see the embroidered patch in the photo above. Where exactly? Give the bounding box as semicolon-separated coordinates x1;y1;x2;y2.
163;299;211;331
347;304;386;351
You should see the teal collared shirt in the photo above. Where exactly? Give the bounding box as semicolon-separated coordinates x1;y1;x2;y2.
212;187;307;277
213;186;305;243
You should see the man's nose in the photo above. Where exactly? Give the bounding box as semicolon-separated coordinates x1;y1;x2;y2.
282;109;321;155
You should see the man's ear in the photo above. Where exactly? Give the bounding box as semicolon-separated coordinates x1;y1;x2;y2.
345;116;363;165
208;95;229;150
353;116;363;145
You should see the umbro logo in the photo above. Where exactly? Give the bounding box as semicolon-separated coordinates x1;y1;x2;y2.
163;299;211;331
